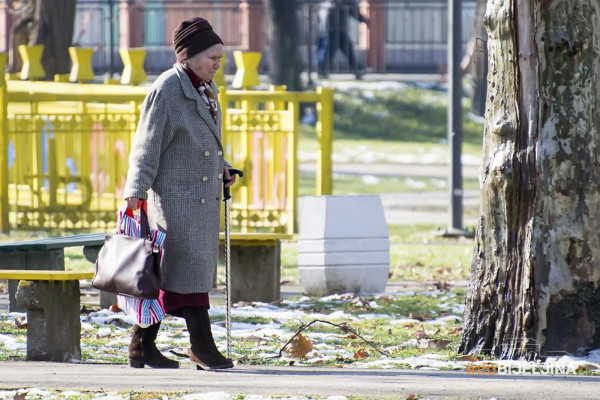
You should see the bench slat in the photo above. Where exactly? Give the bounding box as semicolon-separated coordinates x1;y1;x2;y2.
0;232;291;252
0;270;95;280
0;233;106;251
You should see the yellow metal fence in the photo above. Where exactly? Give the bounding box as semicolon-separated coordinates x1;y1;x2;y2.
0;61;333;234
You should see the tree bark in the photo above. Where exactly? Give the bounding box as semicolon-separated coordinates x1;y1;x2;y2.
464;0;488;116
262;0;302;91
460;0;600;359
8;0;76;79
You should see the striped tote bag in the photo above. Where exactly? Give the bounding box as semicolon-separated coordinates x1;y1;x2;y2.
115;201;165;327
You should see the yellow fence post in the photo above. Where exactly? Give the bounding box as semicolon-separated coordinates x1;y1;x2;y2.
232;51;261;89
18;44;45;81
119;48;147;85
0;53;9;232
69;47;95;83
316;86;334;195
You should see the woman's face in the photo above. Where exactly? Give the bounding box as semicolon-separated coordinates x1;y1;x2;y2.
186;44;223;82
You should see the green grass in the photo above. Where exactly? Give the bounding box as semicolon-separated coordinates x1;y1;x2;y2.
330;85;484;146
388;224;474;282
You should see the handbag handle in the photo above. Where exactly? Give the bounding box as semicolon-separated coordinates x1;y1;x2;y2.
118;200;152;239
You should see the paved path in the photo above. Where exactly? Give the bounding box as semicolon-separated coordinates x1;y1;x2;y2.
1;361;600;399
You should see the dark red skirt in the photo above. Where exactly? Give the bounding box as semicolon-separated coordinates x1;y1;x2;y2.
158;289;210;317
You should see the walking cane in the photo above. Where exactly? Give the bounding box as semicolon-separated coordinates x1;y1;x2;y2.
223;167;243;359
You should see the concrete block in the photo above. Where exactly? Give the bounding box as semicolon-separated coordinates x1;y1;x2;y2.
299;265;390;296
82;244;115;309
298;195;390;296
298;238;390;253
299;195;389;240
16;280;82;361
298;251;390;266
100;291;118;310
82;245;102;263
0;249;64;312
225;242;281;303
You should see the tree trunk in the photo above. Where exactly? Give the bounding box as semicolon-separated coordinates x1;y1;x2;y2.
467;0;488;116
262;0;302;91
8;0;76;79
460;0;600;359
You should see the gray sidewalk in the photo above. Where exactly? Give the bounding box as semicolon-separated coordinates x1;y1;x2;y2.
1;361;600;399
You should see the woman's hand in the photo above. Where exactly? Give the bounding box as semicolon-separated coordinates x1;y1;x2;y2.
224;166;237;187
126;197;140;210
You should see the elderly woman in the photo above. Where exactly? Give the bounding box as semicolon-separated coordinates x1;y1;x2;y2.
123;17;236;370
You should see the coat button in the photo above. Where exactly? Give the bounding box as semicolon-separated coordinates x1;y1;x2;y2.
204;151;210;157
218;173;223;179
217;151;223;156
201;198;205;204
202;176;208;181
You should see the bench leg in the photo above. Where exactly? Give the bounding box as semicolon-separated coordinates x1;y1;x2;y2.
16;280;82;362
229;241;281;303
0;249;65;312
83;244;117;310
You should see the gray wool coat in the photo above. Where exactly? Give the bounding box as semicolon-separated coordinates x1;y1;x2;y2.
123;63;227;293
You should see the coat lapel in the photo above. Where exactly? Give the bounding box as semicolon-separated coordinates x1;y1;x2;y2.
175;64;223;145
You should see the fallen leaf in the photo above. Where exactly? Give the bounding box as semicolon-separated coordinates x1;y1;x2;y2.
353;349;370;359
458;354;481;362
13;389;28;400
448;327;462;336
14;317;27;329
377;294;396;303
576;363;598;372
428;339;451;349
405;394;420;400
410;312;428;321
435;280;452;291
288;333;313;358
414;324;428;339
109;304;122;313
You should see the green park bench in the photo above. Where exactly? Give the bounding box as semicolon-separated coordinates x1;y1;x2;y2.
0;232;291;312
0;234;105;311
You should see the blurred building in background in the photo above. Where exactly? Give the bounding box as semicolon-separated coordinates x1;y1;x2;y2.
0;0;477;77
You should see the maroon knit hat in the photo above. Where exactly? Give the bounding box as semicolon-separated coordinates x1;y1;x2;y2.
173;17;223;62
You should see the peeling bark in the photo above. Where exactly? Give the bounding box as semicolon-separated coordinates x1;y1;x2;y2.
461;0;600;359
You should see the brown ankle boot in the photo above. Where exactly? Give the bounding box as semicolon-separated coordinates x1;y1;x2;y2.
128;323;179;369
182;307;233;370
